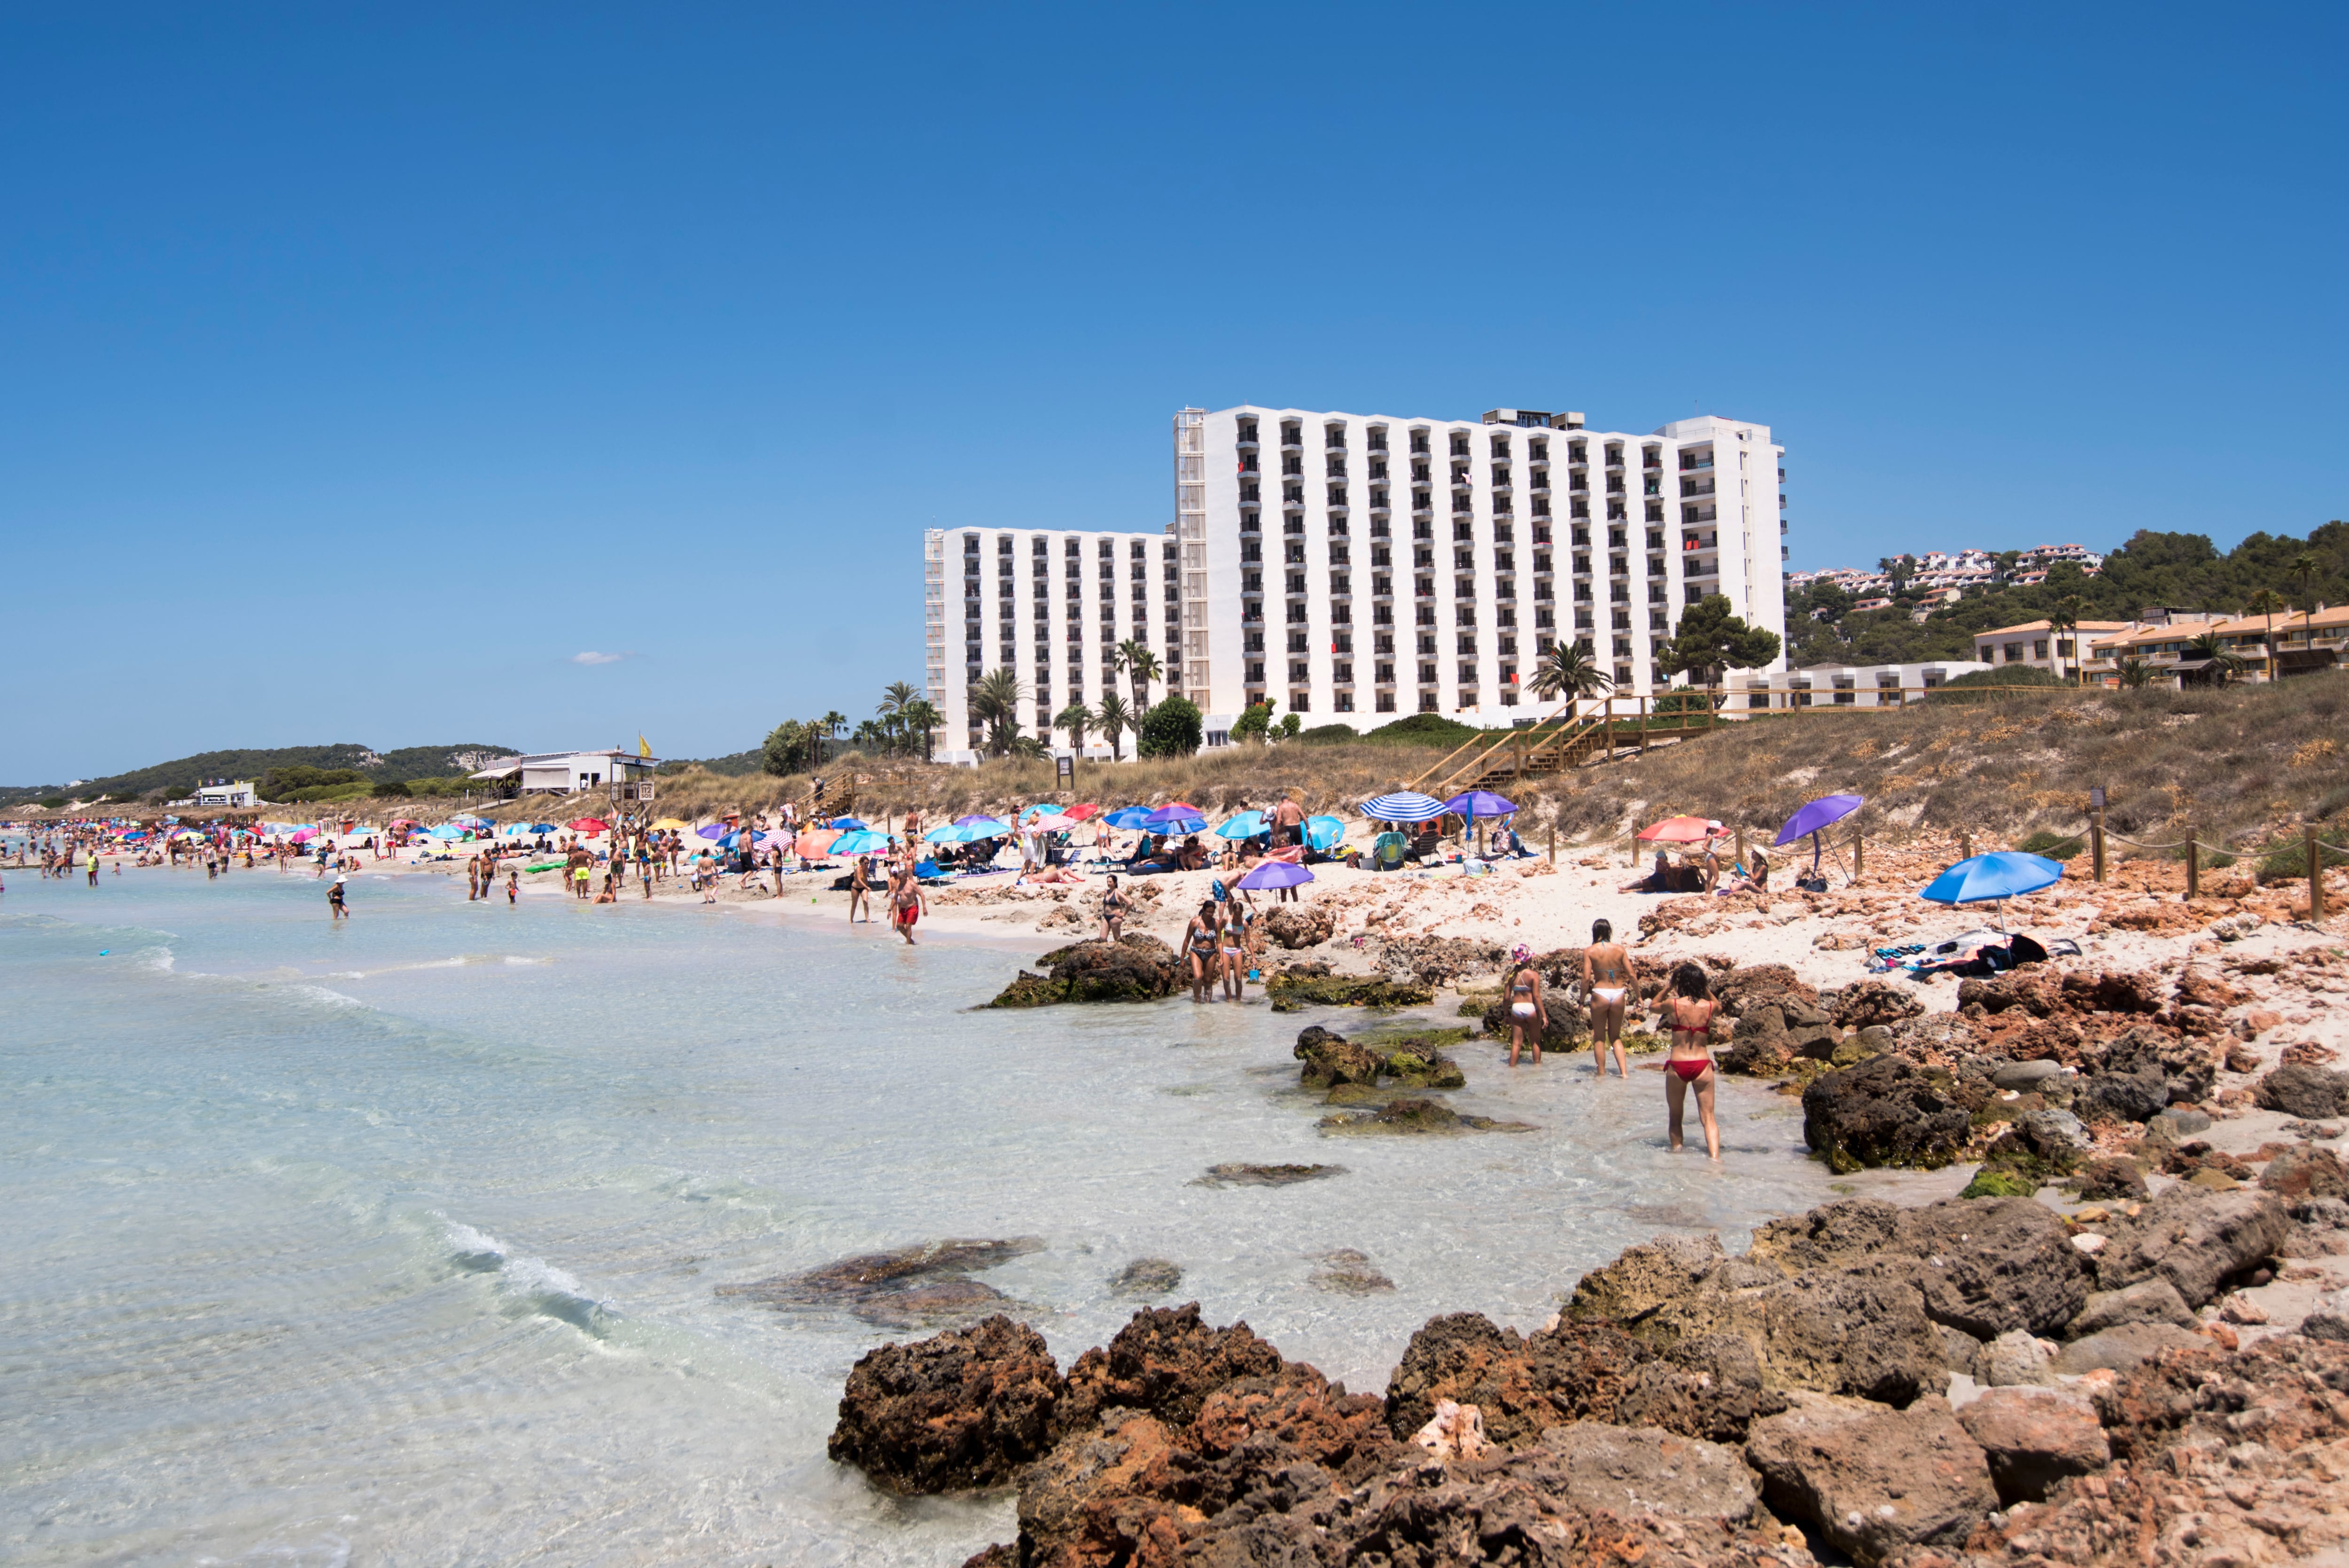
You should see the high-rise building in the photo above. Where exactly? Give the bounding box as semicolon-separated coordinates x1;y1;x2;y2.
1184;404;1786;729
925;403;1787;759
925;523;1185;760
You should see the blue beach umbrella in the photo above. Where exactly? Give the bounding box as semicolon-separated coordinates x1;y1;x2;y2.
450;815;492;829
1920;852;2064;908
829;830;891;855
1360;791;1447;823
1441;789;1517;820
1101;806;1155;830
1215;810;1269;840
830;817;868;831
1304;815;1346;851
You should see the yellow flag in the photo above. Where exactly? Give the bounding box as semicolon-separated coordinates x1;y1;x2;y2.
638;734;652;758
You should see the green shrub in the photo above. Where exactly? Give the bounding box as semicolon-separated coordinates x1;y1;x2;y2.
2017;830;2085;860
261;765;368;798
1359;712;1485;747
1136;696;1204;758
38;795;67;810
1294;723;1361;745
1229;699;1276;744
2256;829;2349;885
1929;665;2065;704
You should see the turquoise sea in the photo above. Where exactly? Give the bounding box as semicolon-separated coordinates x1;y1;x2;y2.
1;862;1869;1565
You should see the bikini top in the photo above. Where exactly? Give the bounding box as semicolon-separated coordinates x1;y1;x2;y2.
1668;999;1718;1036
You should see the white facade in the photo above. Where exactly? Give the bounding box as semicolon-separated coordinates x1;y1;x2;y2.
1722;660;1990;710
1185;404;1788;727
470;750;662;796
926;525;1186;761
194;780;258;807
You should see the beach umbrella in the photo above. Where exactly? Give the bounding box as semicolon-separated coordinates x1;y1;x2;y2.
1441;789;1518;820
951;813;1002;828
1637;815;1723;844
1144;804;1206;832
1019;804;1068;823
1773;793;1865;878
957;816;1013;838
1360;791;1447;823
1237;860;1315;890
1100;805;1154;830
288;828;319;842
696;823;728;839
1773;794;1865;847
792;830;838;858
426;824;469;840
924;822;974;844
1215;810;1269;840
450;815;492;829
1059;804;1099;822
1304;815;1346;851
830;817;868;831
651;817;688;830
388;818;421;830
1919;852;2064;930
829;829;891;855
525;823;556;833
567;817;608;833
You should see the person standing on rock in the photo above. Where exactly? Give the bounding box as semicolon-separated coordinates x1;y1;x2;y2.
1581;920;1632;1079
1097;875;1128;942
1659;962;1723;1161
1506;945;1545;1067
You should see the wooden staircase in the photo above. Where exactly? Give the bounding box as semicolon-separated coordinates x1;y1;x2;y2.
1408;693;1725;800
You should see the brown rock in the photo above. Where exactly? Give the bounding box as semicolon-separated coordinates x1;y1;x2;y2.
1955;1385;2109;1504
1058;1302;1284;1433
1566;1232;1729;1324
1381;1312;1652;1449
1746;1394;1998;1566
2261;1142;2349;1201
1832;977;1927;1031
2092;1184;2290;1307
827;1314;1068;1494
1260;902;1336;949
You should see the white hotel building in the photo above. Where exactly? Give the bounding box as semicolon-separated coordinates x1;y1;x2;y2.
926;404;1787;756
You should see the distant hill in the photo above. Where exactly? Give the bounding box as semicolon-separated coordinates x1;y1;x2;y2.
0;741;520;807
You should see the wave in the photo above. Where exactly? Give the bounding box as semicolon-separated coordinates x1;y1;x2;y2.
438;1218;618;1339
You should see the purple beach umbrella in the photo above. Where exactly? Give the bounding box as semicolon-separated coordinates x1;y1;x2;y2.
1774;793;1864;878
1236;861;1314;890
1440;789;1517;820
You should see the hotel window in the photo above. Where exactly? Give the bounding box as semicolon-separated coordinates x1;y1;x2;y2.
2033;640;2048;659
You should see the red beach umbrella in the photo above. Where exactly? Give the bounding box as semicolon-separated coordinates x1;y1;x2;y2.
567;817;609;833
1636;815;1725;844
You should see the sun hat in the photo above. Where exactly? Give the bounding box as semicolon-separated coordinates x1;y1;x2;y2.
1511;943;1531;963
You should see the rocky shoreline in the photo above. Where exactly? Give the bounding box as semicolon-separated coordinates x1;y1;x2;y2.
826;1153;2349;1566
819;924;2349;1565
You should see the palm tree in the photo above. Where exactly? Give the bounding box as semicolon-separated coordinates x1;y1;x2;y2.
2047;595;2082;685
2291;551;2321;611
1525;639;1613;704
1114;639;1161;715
1007;735;1049;761
969;668;1027;757
876;681;919;752
2183;631;2247;685
1055;701;1095;754
898;699;942;763
2114;655;2156;690
2245;587;2287;683
1094;692;1135;761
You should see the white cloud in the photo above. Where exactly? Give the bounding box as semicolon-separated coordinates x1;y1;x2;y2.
571;651;627;666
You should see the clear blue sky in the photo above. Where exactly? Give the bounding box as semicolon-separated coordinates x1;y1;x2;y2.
5;3;2342;782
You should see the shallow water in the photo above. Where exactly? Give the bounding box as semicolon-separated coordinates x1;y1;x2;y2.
2;864;1880;1565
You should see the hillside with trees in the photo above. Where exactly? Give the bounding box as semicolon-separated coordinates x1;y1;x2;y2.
1788;522;2349;668
1;741;519;807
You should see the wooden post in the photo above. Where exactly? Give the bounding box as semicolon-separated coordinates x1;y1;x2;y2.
2310;825;2327;923
1639;695;1649;755
1852;829;1863;884
1548;822;1557;863
2185;833;2199;901
1960;830;1970;862
1736;827;1746;869
2091;806;2106;883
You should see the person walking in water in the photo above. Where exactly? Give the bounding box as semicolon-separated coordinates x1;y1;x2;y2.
848;854;873;924
1581;919;1631;1079
328;875;350;921
888;863;927;944
1505;944;1544;1066
1658;962;1723;1160
1183;900;1219;1003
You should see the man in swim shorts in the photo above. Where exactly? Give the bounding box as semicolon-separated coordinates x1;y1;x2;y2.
889;865;927;945
1581;918;1631;1078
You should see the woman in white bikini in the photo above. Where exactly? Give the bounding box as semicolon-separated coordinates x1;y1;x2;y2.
1581;919;1631;1079
1658;962;1723;1160
1218;902;1246;1001
1505;944;1544;1066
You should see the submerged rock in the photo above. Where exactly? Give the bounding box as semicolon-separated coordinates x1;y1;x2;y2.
1316;1096;1535;1134
717;1236;1042;1328
1292;1024;1466;1091
984;935;1180;1007
1307;1248;1396;1294
1189;1162;1347;1188
1107;1258;1183;1297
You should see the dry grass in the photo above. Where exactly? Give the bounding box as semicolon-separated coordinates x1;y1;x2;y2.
232;675;2349;856
1531;675;2349;854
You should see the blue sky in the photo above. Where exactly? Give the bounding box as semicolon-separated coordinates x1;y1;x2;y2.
4;3;2342;781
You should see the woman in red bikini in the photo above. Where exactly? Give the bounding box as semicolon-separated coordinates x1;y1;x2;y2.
1657;963;1723;1161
